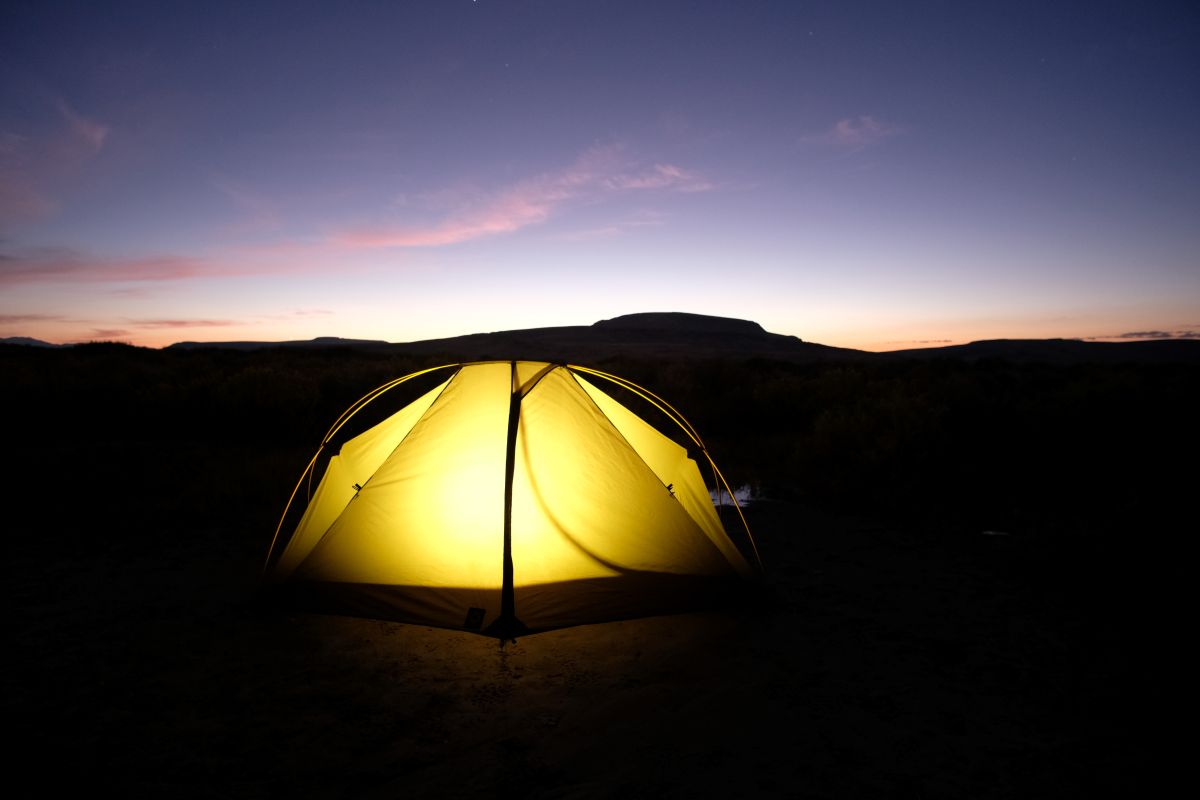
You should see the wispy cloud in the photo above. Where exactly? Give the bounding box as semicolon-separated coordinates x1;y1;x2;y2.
85;318;242;342
54;99;109;153
884;338;954;345
335;146;711;249
552;209;667;242
801;115;905;150
129;319;239;329
210;176;284;234
89;328;132;340
1089;329;1200;340
0;248;212;285
0;238;374;286
0;238;363;286
0;312;65;325
2;145;707;285
1;99;110;223
603;164;712;192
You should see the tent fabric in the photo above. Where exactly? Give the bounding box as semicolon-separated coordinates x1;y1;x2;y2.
265;360;757;636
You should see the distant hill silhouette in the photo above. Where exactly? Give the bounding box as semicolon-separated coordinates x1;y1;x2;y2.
168;312;867;363
11;312;1193;364
169;335;389;351
387;312;868;362
883;337;1200;365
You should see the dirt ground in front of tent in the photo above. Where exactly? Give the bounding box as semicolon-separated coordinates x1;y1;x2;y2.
6;499;1167;799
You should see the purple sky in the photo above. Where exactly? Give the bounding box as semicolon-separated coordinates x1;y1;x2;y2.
2;1;1197;350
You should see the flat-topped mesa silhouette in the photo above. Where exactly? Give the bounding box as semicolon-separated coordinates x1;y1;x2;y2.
386;311;860;362
592;312;769;337
562;311;865;362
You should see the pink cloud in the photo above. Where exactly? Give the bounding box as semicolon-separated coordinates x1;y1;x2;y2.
1;145;707;285
883;338;954;345
0;234;381;287
0;249;212;285
605;164;711;192
343;192;552;248
0;312;64;325
0;241;356;286
335;146;711;249
801;116;905;150
54;99;110;153
130;319;239;329
80;319;242;342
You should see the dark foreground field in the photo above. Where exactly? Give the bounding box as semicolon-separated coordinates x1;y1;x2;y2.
3;343;1189;797
6;494;1175;798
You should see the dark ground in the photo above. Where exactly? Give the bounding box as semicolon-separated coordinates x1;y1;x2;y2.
1;343;1188;797
5;488;1176;798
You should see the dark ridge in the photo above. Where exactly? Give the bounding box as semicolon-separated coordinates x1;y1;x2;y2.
169;336;390;351
389;313;866;363
882;337;1200;365
162;312;868;363
67;314;1200;365
0;336;64;348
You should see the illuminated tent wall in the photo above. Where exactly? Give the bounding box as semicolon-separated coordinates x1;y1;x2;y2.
263;361;760;638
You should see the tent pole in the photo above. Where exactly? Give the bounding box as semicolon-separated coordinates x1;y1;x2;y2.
487;360;529;642
500;368;519;634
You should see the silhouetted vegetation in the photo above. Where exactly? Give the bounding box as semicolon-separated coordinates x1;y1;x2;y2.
3;342;1194;548
607;355;1196;537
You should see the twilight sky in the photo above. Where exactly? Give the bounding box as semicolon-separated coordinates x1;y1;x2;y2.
2;0;1197;350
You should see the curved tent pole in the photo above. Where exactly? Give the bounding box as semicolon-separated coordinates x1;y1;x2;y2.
702;450;762;571
262;362;463;576
567;364;763;573
321;363;461;444
303;363;463;501
568;365;705;447
262;450;322;577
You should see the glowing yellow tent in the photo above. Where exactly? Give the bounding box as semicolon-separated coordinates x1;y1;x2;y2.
264;361;760;638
